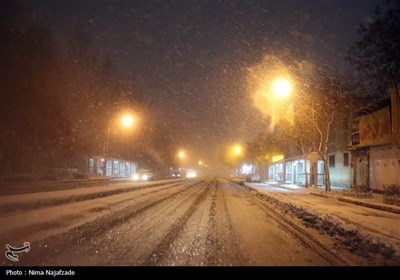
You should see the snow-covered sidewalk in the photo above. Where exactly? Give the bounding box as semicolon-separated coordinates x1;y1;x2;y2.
246;182;400;257
255;181;400;214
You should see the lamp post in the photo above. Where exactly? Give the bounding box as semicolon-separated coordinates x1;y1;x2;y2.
104;126;111;158
175;149;187;177
104;114;134;158
103;114;135;175
177;150;186;166
230;144;243;176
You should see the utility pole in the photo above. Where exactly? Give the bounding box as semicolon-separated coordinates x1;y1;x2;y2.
104;126;110;158
102;126;110;176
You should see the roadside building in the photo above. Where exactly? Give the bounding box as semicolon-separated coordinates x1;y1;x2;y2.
326;108;352;189
348;89;400;191
87;156;137;177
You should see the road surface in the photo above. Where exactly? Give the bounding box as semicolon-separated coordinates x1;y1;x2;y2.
0;178;396;266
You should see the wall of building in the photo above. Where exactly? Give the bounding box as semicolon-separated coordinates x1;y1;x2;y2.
87;156;137;177
268;162;284;182
369;145;400;191
328;152;351;188
268;159;314;186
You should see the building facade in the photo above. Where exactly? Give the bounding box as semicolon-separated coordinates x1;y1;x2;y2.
87;155;137;177
348;89;400;191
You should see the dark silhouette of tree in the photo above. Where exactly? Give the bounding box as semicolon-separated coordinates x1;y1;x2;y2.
347;0;400;97
0;1;68;176
62;25;153;166
0;2;146;179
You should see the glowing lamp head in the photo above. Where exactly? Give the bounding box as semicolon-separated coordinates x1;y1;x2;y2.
272;79;292;98
178;151;185;159
233;145;241;155
121;115;134;127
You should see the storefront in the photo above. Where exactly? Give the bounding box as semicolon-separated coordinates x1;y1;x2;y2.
87;156;137;177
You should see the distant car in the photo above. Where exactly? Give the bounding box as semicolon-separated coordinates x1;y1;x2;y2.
246;174;261;183
171;171;181;178
132;169;153;181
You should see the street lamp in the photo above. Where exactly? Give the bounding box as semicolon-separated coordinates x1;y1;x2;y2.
104;113;135;158
272;78;292;99
178;150;186;160
176;150;187;172
121;115;134;127
230;144;243;177
233;145;242;156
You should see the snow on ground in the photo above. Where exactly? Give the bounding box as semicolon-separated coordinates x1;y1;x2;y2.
0;180;183;246
0;179;179;211
2;179;399;265
246;182;400;262
1;179;333;266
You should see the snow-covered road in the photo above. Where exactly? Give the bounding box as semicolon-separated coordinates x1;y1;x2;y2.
1;178;399;266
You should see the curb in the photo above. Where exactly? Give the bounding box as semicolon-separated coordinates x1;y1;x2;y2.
309;191;400;215
336;197;400;215
244;182;400;215
309;192;332;199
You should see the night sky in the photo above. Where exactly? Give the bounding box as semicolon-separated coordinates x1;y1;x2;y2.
18;0;381;173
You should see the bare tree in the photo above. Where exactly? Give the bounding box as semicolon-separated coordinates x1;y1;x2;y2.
246;72;351;192
299;74;350;192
